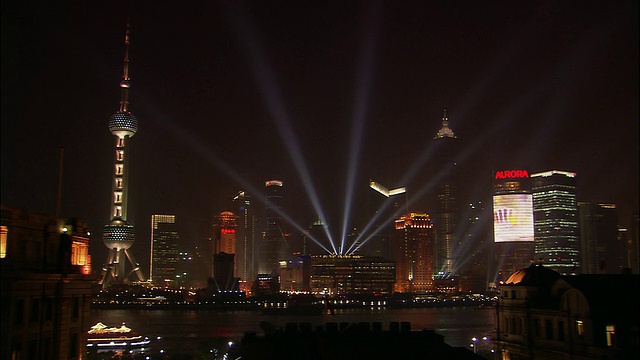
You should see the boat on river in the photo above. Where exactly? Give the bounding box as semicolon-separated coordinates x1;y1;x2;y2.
86;322;150;353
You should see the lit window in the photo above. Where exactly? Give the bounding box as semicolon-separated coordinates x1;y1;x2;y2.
576;320;584;336
0;225;7;258
606;325;615;347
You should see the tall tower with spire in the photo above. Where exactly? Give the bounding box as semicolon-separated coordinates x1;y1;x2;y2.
433;109;459;277
101;21;145;289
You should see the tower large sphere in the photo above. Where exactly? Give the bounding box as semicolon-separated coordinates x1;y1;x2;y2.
109;111;138;138
103;218;136;250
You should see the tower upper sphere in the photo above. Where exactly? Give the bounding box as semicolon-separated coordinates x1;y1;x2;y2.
109;111;138;138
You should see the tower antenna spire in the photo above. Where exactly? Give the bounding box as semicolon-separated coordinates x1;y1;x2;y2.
119;19;131;113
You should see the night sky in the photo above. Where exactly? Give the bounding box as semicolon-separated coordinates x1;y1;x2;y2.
2;1;638;274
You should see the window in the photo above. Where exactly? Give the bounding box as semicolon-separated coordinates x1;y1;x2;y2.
545;319;553;339
511;290;516;299
606;325;615;347
533;318;541;337
13;299;24;327
558;321;564;341
72;297;80;319
29;298;39;323
576;320;584;336
0;225;7;258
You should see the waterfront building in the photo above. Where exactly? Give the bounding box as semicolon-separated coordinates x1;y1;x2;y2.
304;219;331;256
1;205;97;359
495;264;639;360
233;191;257;281
101;22;145;289
578;203;620;274
261;180;285;274
367;180;406;259
394;212;435;293
212;211;239;291
310;255;395;295
458;200;492;293
492;169;535;284
531;170;579;275
150;214;179;287
278;254;311;292
433;109;460;277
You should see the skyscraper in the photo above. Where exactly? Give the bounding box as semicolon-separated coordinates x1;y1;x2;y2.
212;211;238;291
532;170;579;275
394;212;435;293
150;214;179;287
233;191;256;281
101;22;144;289
492;169;535;284
433;109;459;276
261;180;284;274
578;202;619;274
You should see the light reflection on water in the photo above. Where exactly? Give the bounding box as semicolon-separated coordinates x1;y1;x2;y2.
91;307;495;357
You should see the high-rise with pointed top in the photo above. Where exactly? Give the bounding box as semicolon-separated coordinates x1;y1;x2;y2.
433;109;459;277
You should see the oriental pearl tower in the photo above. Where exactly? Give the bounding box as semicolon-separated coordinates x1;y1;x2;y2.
101;22;145;289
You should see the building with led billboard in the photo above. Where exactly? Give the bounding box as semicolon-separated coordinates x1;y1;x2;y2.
492;170;534;283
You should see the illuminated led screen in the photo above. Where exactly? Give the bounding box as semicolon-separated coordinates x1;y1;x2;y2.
493;194;534;242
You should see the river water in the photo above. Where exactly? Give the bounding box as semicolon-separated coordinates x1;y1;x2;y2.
90;306;496;358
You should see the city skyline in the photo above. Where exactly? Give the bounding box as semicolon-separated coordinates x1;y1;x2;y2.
2;1;638;274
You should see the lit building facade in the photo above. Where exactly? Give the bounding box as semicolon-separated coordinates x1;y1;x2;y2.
233;191;256;281
492;169;535;284
532;170;579;275
212;211;238;291
310;255;395;295
150;214;179;287
433;110;459;276
262;180;284;274
394;212;435;293
101;23;145;289
1;205;97;360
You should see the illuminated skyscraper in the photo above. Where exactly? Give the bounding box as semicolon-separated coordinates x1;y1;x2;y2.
150;214;179;287
261;180;284;274
101;22;144;289
532;170;579;275
233;191;256;281
433;109;459;276
394;212;435;293
212;211;238;291
492;169;535;284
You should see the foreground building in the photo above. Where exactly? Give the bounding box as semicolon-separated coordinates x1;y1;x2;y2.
1;205;98;359
495;264;638;359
